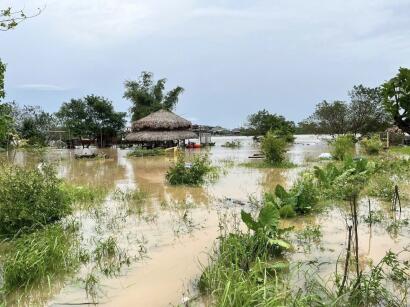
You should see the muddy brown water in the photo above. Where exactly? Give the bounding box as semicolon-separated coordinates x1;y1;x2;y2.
1;135;410;306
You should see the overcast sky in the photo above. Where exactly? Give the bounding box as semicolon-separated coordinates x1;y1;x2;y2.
1;0;410;128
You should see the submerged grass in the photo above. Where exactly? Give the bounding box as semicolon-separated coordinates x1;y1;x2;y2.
127;147;166;157
60;182;108;208
239;160;296;169
0;223;80;296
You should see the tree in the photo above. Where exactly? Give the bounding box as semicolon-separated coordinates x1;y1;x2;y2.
349;85;391;135
56;95;127;146
0;103;14;147
381;67;410;134
246;109;296;138
1;6;42;31
0;60;5;99
124;71;184;121
15;105;56;146
302;100;350;136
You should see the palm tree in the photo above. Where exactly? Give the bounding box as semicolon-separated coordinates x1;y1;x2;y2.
124;71;184;121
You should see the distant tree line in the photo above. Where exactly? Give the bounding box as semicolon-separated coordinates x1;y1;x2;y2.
297;69;410;136
0;66;185;148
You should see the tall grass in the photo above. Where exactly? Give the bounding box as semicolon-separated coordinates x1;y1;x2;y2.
0;223;80;294
60;182;108;208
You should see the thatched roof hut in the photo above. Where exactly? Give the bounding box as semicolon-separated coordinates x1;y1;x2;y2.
125;109;197;142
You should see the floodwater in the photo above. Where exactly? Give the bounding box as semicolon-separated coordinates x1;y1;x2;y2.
1;135;410;306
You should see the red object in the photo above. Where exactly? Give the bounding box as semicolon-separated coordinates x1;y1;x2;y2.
193;143;201;148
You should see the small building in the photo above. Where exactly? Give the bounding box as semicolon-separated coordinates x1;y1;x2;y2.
125;109;197;148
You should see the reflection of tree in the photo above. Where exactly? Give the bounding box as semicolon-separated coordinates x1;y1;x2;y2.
260;168;288;193
130;156;210;206
59;149;126;189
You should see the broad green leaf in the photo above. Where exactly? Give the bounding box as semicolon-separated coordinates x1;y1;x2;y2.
268;239;291;249
241;210;257;231
258;202;279;228
274;184;289;200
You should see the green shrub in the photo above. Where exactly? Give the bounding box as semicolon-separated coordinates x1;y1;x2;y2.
1;223;79;293
0;164;72;237
166;153;217;185
221;140;241;148
361;135;383;155
261;131;287;165
273;128;295;143
330;135;355;160
127;147;166;157
290;175;319;214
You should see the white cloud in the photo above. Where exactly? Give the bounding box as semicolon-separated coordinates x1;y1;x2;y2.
17;84;69;91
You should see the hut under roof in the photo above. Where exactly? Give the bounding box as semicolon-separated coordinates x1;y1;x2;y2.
125;109;197;146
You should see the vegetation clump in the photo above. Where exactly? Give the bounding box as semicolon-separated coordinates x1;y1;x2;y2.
361;134;383;155
60;183;108;208
0;164;72;237
221;140;241;148
313;157;375;199
166;153;217;185
330;134;355;160
199;203;291;306
261;130;288;165
264;175;319;217
127;147;166;157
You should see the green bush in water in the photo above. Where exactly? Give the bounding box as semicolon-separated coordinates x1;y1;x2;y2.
166;153;217;185
221;140;241;148
1;223;79;293
0;164;72;237
261;130;287;165
361;134;383;155
330;134;355;160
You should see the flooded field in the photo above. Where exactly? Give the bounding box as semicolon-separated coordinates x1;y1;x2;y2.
1;135;410;306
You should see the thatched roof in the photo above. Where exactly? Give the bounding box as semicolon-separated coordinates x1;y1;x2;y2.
125;130;197;142
132;109;192;131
